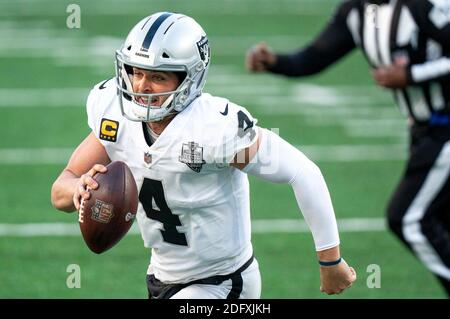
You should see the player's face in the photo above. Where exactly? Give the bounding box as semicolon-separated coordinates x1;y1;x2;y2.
132;68;180;107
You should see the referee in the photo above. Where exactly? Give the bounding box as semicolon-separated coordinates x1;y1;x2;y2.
247;0;450;296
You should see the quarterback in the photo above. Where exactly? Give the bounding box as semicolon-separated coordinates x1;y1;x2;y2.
51;12;356;298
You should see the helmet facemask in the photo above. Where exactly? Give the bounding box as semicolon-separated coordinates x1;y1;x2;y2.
115;52;194;122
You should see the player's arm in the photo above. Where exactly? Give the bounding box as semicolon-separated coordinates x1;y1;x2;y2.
231;128;356;294
51;132;111;213
246;1;356;76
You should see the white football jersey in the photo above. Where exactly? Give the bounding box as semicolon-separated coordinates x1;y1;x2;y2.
86;78;258;283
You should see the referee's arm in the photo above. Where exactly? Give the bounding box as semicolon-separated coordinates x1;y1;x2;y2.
267;1;357;77
406;0;450;84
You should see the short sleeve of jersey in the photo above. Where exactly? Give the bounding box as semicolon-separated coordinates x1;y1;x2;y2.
85;79;117;139
212;102;259;165
86;85;101;134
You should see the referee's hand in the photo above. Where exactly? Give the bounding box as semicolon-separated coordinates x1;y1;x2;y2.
319;259;357;295
372;58;408;89
246;42;277;72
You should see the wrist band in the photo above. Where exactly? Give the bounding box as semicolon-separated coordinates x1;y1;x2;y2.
318;257;342;266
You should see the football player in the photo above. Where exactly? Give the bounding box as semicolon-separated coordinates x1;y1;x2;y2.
51;12;356;298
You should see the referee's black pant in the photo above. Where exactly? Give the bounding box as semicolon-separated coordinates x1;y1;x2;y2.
387;124;450;296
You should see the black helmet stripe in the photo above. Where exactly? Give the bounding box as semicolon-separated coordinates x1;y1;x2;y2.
141;12;173;51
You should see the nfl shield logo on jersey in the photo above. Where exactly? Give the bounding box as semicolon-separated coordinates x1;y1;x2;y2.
144;151;152;164
179;141;206;173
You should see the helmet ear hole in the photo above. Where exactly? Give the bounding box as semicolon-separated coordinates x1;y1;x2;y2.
127;45;132;51
162;52;170;58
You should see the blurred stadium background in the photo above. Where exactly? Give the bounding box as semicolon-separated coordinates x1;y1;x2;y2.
0;0;446;298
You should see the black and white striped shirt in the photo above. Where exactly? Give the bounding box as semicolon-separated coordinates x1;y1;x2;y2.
270;0;450;124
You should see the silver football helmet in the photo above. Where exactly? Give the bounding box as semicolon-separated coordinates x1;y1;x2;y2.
115;12;211;122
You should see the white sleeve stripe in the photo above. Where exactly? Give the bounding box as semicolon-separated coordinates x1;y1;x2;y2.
346;8;361;45
411;57;450;82
429;1;450;29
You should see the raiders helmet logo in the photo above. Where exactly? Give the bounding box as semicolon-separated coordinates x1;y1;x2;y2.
196;36;210;67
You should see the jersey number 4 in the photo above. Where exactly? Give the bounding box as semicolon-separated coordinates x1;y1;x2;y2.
139;178;188;246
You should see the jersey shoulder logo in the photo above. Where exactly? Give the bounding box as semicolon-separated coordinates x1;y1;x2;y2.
99;118;119;142
220;103;229;116
99;78;111;90
179;141;206;173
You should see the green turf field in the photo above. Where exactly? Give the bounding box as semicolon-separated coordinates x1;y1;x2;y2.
0;0;447;298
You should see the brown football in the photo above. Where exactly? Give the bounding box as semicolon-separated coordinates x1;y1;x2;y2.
78;161;138;254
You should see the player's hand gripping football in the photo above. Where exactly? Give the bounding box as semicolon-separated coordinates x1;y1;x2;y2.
319;259;357;295
73;164;107;210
